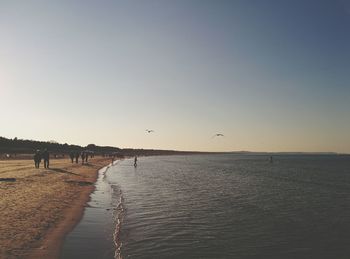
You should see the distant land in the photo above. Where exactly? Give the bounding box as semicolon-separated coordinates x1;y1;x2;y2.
0;136;206;158
0;136;344;159
228;151;341;155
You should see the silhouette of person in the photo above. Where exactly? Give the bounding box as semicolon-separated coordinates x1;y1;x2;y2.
33;150;41;168
81;152;85;165
134;156;137;167
42;149;50;169
75;152;79;163
85;152;88;163
69;152;74;163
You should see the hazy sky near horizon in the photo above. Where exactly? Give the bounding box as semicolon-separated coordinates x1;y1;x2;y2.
1;0;350;152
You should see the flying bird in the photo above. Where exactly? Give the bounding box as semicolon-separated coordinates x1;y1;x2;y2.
146;129;154;133
212;133;224;138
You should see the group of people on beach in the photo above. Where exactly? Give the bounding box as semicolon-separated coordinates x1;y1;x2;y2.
33;150;138;168
33;149;50;169
69;151;92;164
33;150;94;168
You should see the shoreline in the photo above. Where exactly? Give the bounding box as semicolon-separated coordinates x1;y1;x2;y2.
29;162;112;259
0;157;112;259
60;160;121;258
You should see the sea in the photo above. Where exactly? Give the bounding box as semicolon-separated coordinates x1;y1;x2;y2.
61;154;350;259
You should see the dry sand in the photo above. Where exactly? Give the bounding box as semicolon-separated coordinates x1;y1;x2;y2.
0;156;111;259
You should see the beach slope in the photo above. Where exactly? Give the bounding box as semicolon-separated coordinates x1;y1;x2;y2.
0;157;110;259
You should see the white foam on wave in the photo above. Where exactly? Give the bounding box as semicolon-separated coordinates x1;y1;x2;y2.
112;186;125;259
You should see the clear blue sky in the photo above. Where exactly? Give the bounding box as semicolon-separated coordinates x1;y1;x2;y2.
1;0;349;152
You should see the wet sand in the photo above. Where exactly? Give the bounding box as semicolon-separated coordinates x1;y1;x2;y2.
0;157;111;259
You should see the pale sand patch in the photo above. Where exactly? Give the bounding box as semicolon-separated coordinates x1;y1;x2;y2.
0;157;111;259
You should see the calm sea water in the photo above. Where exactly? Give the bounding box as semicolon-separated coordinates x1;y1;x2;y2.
61;154;350;259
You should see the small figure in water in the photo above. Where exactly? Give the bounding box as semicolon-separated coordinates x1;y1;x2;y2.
134;156;138;167
34;150;41;168
270;156;273;163
42;149;50;169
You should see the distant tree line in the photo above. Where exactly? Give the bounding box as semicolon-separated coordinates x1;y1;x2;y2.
0;136;202;157
0;137;120;155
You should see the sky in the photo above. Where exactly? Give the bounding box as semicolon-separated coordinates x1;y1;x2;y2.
1;0;350;152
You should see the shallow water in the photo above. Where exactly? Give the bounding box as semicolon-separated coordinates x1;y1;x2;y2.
61;154;350;259
60;164;119;259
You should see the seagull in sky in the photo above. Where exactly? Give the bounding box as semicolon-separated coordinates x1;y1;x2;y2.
212;133;224;138
146;129;155;133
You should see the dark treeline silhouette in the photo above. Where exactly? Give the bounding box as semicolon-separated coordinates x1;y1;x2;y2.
0;136;204;158
0;137;82;154
0;137;120;156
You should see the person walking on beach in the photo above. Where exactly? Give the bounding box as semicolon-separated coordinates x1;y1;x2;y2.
33;150;41;168
75;152;79;163
69;152;74;163
42;149;50;169
81;152;85;165
134;156;138;167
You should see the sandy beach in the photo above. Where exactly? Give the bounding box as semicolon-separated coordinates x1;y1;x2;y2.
0;156;111;259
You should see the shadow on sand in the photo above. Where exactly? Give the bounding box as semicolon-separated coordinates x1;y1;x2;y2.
65;180;94;186
82;163;94;167
50;168;82;177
